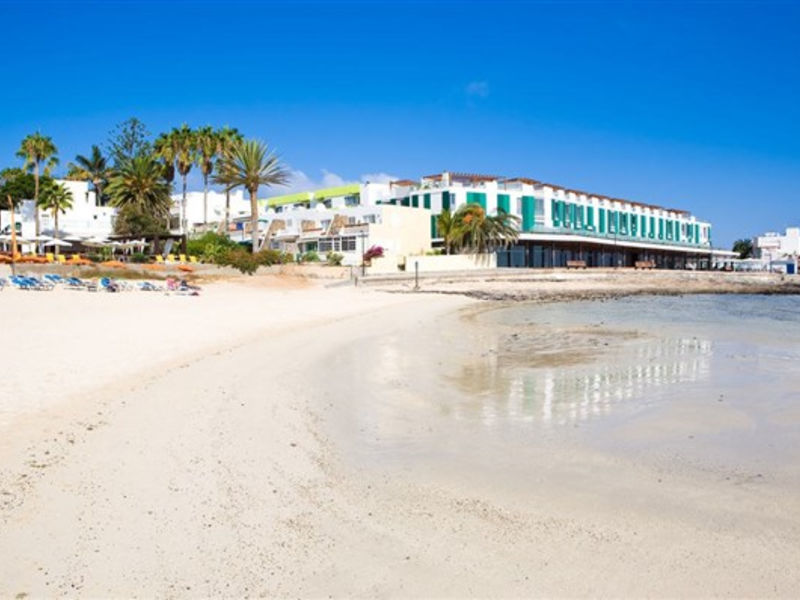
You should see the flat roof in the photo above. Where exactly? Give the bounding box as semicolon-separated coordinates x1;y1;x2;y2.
265;183;361;207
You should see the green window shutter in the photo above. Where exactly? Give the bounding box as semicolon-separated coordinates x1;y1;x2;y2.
587;206;594;229
658;218;664;240
640;215;646;237
694;224;699;244
551;199;559;226
442;191;451;211
423;193;431;209
497;194;510;214
430;214;438;238
521;196;535;232
411;195;419;208
631;214;637;235
599;208;606;233
649;216;655;238
401;197;410;207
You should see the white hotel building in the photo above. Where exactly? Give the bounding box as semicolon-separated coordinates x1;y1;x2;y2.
258;171;718;269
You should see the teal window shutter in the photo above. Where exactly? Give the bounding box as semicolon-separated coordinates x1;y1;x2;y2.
521;196;535;231
497;194;510;214
423;193;431;209
599;208;606;233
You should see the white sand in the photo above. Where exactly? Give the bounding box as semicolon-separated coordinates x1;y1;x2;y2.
1;272;799;597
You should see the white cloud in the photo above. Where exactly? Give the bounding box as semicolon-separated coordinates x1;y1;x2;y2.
360;172;400;184
465;80;489;98
274;168;402;197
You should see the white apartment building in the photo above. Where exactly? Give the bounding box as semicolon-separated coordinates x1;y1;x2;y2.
1;179;115;239
258;171;720;269
755;227;800;262
170;189;254;233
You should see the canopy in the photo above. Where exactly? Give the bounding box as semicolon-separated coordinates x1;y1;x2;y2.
43;239;73;247
83;237;111;247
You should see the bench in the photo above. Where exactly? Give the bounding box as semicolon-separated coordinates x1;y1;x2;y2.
635;260;655;270
566;260;587;269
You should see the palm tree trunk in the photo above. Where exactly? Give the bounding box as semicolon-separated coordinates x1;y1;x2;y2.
249;187;259;254
95;180;103;206
225;188;231;234
53;209;59;241
34;162;40;237
203;173;208;227
182;174;188;234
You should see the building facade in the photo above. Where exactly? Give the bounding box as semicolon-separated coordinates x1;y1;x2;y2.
259;171;717;269
1;180;115;239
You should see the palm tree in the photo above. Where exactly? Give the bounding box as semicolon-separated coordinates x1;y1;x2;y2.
458;205;520;253
16;132;59;236
195;126;218;226
215;139;289;253
66;145;109;205
173;124;197;234
438;205;520;254
106;155;172;219
38;180;74;240
436;208;462;255
153;132;177;184
212;126;243;233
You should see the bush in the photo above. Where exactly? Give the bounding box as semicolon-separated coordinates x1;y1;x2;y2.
299;250;320;263
254;248;290;267
130;252;149;263
220;248;260;275
187;232;239;264
363;245;384;261
326;252;343;266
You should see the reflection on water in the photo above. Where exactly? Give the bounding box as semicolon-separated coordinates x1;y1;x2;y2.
458;336;712;428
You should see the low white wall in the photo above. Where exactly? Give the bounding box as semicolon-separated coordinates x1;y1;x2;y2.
410;253;496;272
367;253;497;274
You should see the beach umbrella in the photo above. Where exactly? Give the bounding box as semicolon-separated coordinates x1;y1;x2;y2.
43;239;72;247
83;237;111;247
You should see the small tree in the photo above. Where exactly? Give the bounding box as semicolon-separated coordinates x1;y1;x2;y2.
732;238;753;259
0;168;36;274
38;180;73;240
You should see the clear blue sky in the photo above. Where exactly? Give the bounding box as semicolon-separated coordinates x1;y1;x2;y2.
1;0;798;247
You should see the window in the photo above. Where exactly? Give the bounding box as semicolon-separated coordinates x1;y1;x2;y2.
341;237;357;252
344;195;359;207
534;198;545;224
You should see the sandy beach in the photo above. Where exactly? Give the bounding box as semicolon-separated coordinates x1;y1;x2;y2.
1;269;799;597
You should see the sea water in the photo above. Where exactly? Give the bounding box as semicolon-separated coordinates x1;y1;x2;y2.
326;294;800;491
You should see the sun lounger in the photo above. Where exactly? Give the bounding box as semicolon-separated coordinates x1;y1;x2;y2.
179;254;188;263
189;256;199;264
167;254;176;263
56;254;66;263
155;255;164;263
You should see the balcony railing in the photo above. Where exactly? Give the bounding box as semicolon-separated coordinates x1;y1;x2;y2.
524;225;711;249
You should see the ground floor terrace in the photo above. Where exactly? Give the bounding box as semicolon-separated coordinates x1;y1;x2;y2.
495;237;718;270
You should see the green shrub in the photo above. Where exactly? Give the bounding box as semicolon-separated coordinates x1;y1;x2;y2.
221;249;260;275
187;232;239;264
299;250;320;263
130;252;149;263
254;248;287;266
326;252;343;266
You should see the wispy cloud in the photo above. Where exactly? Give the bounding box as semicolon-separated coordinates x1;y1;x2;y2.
360;172;400;184
465;80;490;99
276;168;400;196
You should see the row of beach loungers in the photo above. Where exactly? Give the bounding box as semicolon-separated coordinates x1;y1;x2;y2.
1;274;200;295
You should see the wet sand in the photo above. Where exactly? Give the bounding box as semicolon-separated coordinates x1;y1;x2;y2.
1;274;799;597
